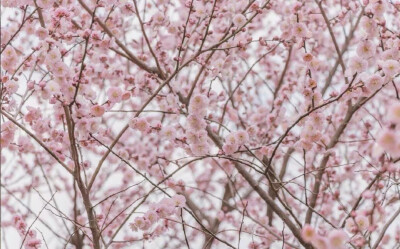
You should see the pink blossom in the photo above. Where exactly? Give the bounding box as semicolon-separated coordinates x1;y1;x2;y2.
186;130;207;144
25;238;42;249
246;126;257;137
377;129;397;154
370;2;386;16
121;91;131;101
130;117;149;132
388;103;400;124
152;12;165;25
51;61;69;76
190;142;209;156
144;210;159;224
161;126;176;140
225;133;237;146
353;235;367;247
292;23;309;38
53;7;71;19
45;49;61;65
303;53;313;62
36;27;48;39
157;199;175;218
380;48;399;61
360;16;376;35
4;80;19;94
3;46;16;58
233;14;246;27
234;130;249;145
381;59;400;78
186;115;207;131
347;56;368;75
365;74;383;92
327;229;348;249
172;194;186;208
222;143;238;155
194;2;207;18
1;29;11;44
37;0;54;8
107;87;123;103
355;214;370;231
1;47;17;71
356;40;375;59
133;217;151;230
24;107;42;123
248;242;259;249
311;235;329;249
301;224;316;243
45;81;60;94
91;105;105;117
189;94;209;116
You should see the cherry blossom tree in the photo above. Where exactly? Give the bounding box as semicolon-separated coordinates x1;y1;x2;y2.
1;0;400;248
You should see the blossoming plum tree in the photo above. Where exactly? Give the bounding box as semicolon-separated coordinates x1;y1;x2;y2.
1;0;400;248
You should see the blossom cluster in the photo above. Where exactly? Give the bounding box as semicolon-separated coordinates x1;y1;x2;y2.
12;216;42;249
1;0;400;248
222;130;249;155
376;102;400;158
130;195;186;232
185;94;210;156
302;225;349;249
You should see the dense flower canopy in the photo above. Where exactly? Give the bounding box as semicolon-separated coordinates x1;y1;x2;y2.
1;0;400;248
